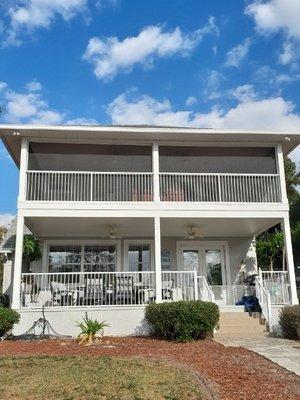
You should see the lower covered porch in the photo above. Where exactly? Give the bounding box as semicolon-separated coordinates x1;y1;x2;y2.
15;216;293;312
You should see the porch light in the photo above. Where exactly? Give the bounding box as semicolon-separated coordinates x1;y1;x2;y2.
13;131;20;136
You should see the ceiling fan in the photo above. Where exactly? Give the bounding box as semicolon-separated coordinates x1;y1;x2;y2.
184;226;204;240
108;226;122;239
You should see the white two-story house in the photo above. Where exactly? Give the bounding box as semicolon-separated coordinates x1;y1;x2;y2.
0;124;299;336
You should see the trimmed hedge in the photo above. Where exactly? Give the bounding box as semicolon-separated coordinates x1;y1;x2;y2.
0;307;20;337
279;305;300;340
145;300;219;342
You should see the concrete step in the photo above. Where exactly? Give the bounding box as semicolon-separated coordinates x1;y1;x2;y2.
216;311;267;338
214;332;268;340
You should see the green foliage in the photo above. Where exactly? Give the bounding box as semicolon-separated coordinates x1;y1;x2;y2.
279;305;300;340
256;230;284;270
0;307;20;336
0;294;9;308
145;300;220;342
284;157;300;207
77;313;108;345
23;235;42;262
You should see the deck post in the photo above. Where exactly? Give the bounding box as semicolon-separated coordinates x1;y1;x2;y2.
282;216;298;304
11;213;25;309
154;217;162;302
152;142;160;202
276;144;289;204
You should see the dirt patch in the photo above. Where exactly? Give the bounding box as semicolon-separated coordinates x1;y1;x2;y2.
0;337;299;400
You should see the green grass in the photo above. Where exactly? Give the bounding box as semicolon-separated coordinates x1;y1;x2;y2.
0;356;203;400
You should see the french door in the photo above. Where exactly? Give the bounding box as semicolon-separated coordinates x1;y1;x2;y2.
177;242;227;286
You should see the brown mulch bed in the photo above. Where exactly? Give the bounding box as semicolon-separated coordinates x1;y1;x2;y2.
0;337;299;400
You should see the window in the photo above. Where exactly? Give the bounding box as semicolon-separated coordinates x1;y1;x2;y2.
84;245;116;272
48;245;81;272
205;250;223;286
127;244;152;271
48;243;118;273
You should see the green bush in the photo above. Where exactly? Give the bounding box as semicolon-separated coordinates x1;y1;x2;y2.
145;300;219;342
279;305;300;340
0;307;20;337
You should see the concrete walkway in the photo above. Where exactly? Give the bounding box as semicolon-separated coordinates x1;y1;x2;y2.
215;337;300;376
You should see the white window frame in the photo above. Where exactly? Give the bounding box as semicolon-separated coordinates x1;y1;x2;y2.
123;239;154;271
44;239;122;272
176;240;231;285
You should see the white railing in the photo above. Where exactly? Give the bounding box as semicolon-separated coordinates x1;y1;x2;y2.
210;285;255;306
197;276;215;302
26;171;153;202
21;271;155;308
260;271;290;304
159;173;281;203
161;271;196;301
255;276;272;330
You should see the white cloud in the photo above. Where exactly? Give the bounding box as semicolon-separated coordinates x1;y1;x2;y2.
224;38;251;68
186;96;197;106
279;41;295;65
4;0;88;45
0;214;15;228
83;17;219;80
204;70;223;100
107;91;300;167
65;117;98;125
246;0;300;39
26;79;42;92
0;81;64;124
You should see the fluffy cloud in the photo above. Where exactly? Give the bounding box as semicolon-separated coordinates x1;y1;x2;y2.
224;38;251;68
246;0;300;39
3;0;88;45
107;91;300;167
203;70;223;100
186;96;197;106
0;213;15;228
2;86;64;124
26;79;42;92
83;17;219;80
278;41;295;65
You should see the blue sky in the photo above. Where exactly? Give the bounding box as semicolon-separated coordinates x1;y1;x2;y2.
1;0;300;225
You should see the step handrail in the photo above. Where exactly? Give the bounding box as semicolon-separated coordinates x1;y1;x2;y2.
255;276;272;331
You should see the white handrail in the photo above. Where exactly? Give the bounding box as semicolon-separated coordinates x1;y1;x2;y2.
197;276;215;303
255;276;272;330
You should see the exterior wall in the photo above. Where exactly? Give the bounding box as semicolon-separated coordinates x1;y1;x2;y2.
13;307;149;337
2;254;14;298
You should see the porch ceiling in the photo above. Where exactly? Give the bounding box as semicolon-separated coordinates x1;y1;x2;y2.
25;216;281;238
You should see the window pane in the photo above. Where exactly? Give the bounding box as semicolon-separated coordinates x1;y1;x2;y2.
183;250;199;271
84;245;116;272
128;244;150;271
205;250;222;285
48;245;81;272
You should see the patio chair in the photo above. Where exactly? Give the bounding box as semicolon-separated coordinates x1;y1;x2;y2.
50;281;78;306
115;276;134;305
84;277;104;305
162;279;174;301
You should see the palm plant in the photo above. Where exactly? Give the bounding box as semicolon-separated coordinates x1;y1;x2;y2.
77;313;108;345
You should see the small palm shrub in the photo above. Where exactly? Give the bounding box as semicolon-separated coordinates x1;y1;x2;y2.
0;307;20;337
77;313;108;345
145;300;219;342
279;305;300;340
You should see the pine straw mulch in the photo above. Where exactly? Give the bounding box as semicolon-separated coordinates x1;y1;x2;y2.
0;337;299;400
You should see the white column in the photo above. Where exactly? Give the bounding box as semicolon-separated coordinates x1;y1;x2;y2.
282;216;298;304
152;142;160;202
11;213;24;309
276;144;288;204
154;217;162;302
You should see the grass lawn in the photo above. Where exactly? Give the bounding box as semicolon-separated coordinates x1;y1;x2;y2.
0;355;203;400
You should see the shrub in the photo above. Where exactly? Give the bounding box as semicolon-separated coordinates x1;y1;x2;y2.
0;307;20;337
279;305;300;340
0;294;9;308
145;300;219;342
77;313;108;345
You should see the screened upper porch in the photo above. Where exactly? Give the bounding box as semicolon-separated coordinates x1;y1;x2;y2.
25;143;282;203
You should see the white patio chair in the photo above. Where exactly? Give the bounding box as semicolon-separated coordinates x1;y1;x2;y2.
50;281;78;306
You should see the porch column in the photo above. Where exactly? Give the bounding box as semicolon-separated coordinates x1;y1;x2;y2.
276;144;289;204
152;142;160;202
154;217;162;302
282;216;298;304
11;213;24;309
